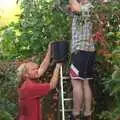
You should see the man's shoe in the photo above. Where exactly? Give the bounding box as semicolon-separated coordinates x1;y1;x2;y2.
84;115;92;120
69;113;76;120
69;113;80;120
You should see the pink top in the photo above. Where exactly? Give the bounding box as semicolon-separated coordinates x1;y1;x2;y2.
17;79;50;120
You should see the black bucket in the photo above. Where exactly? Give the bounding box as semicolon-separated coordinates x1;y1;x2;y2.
51;40;69;63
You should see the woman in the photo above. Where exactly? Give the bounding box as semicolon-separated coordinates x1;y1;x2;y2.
16;44;62;120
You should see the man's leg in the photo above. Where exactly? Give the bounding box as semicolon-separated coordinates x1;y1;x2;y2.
83;80;92;117
71;79;83;118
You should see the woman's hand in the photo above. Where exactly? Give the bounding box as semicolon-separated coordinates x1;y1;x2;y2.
47;42;52;55
56;63;62;68
50;63;62;89
38;42;53;77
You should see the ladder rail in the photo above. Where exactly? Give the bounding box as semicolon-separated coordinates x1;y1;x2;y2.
59;65;73;120
60;65;65;120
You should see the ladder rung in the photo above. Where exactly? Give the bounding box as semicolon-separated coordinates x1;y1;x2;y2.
62;76;70;79
64;98;72;101
60;109;72;112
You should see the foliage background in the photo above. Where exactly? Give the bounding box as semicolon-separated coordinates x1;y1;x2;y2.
0;0;120;120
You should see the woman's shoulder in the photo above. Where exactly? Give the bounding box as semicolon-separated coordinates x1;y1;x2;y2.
19;79;32;90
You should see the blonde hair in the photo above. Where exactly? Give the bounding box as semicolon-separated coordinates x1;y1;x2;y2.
17;62;38;88
17;63;27;88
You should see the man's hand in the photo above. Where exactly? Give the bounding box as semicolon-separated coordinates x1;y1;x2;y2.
68;0;80;12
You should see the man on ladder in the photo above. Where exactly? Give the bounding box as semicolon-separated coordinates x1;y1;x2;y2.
67;0;96;120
